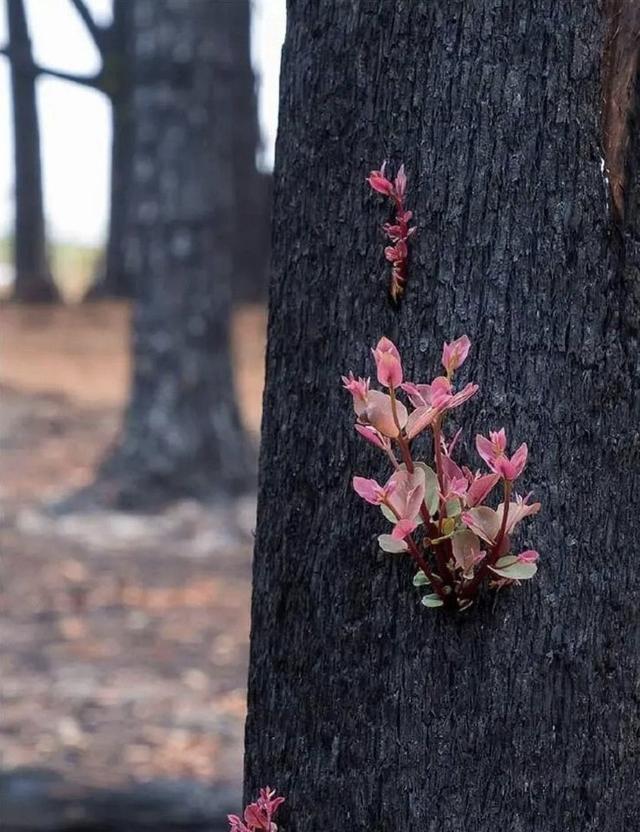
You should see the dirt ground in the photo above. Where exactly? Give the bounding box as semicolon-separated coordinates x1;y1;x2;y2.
0;302;267;797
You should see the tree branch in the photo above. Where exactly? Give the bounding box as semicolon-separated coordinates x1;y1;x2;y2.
69;0;107;56
0;45;102;90
39;64;102;89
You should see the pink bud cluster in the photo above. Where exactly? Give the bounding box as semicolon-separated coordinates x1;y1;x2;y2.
366;162;416;302
342;336;541;610
228;788;284;832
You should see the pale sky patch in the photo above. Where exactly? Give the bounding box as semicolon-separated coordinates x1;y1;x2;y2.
0;0;286;246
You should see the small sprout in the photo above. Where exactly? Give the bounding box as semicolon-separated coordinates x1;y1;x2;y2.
412;570;431;587
228;787;284;832
366;162;415;301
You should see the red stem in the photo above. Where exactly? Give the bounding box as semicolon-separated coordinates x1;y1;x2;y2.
432;416;447;524
382;497;447;602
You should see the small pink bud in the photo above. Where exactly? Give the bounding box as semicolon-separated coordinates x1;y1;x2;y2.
442;335;471;375
384;240;408;262
476;431;527;481
517;549;539;564
367;167;394;196
341;372;370;416
394;164;407;199
371;337;403;388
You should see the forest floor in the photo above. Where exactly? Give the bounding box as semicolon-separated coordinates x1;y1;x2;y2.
0;301;267;829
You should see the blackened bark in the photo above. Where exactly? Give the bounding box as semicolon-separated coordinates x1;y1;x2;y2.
7;0;57;303
244;2;640;830
96;0;253;509
226;0;270;304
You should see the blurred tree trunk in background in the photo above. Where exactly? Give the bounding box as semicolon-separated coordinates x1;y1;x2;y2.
244;1;639;830
6;0;58;303
77;0;270;302
226;0;271;304
96;0;253;508
85;0;134;300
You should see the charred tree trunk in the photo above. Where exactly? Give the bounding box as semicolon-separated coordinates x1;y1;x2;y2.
7;0;57;303
244;1;640;830
225;0;270;305
96;0;253;509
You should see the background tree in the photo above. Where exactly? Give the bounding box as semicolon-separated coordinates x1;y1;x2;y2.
94;0;254;509
4;0;58;303
225;0;271;305
70;0;135;300
2;0;135;299
244;2;640;830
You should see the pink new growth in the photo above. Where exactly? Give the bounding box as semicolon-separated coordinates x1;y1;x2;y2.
352;476;396;505
343;329;541;608
442;335;471;376
367;162;416;301
339;165;541;611
372;336;403;388
517;549;540;564
341;372;370;416
476;430;528;481
228;787;284;832
366;164;395;196
354;423;390;451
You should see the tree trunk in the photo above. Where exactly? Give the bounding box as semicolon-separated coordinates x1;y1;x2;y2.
7;0;58;303
225;0;270;305
244;2;639;830
95;0;253;509
86;0;134;300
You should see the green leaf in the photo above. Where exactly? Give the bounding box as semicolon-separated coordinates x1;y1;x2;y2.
412;570;431;587
378;534;408;554
490;559;538;580
421;593;444;608
418;463;439;516
380;503;396;523
494;555;518;569
445;498;462;517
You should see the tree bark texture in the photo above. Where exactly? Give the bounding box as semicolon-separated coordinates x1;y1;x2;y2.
244;2;640;830
98;0;253;508
7;0;57;303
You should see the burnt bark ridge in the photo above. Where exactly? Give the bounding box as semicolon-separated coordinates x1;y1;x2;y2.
93;0;254;509
5;0;58;303
244;1;639;830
